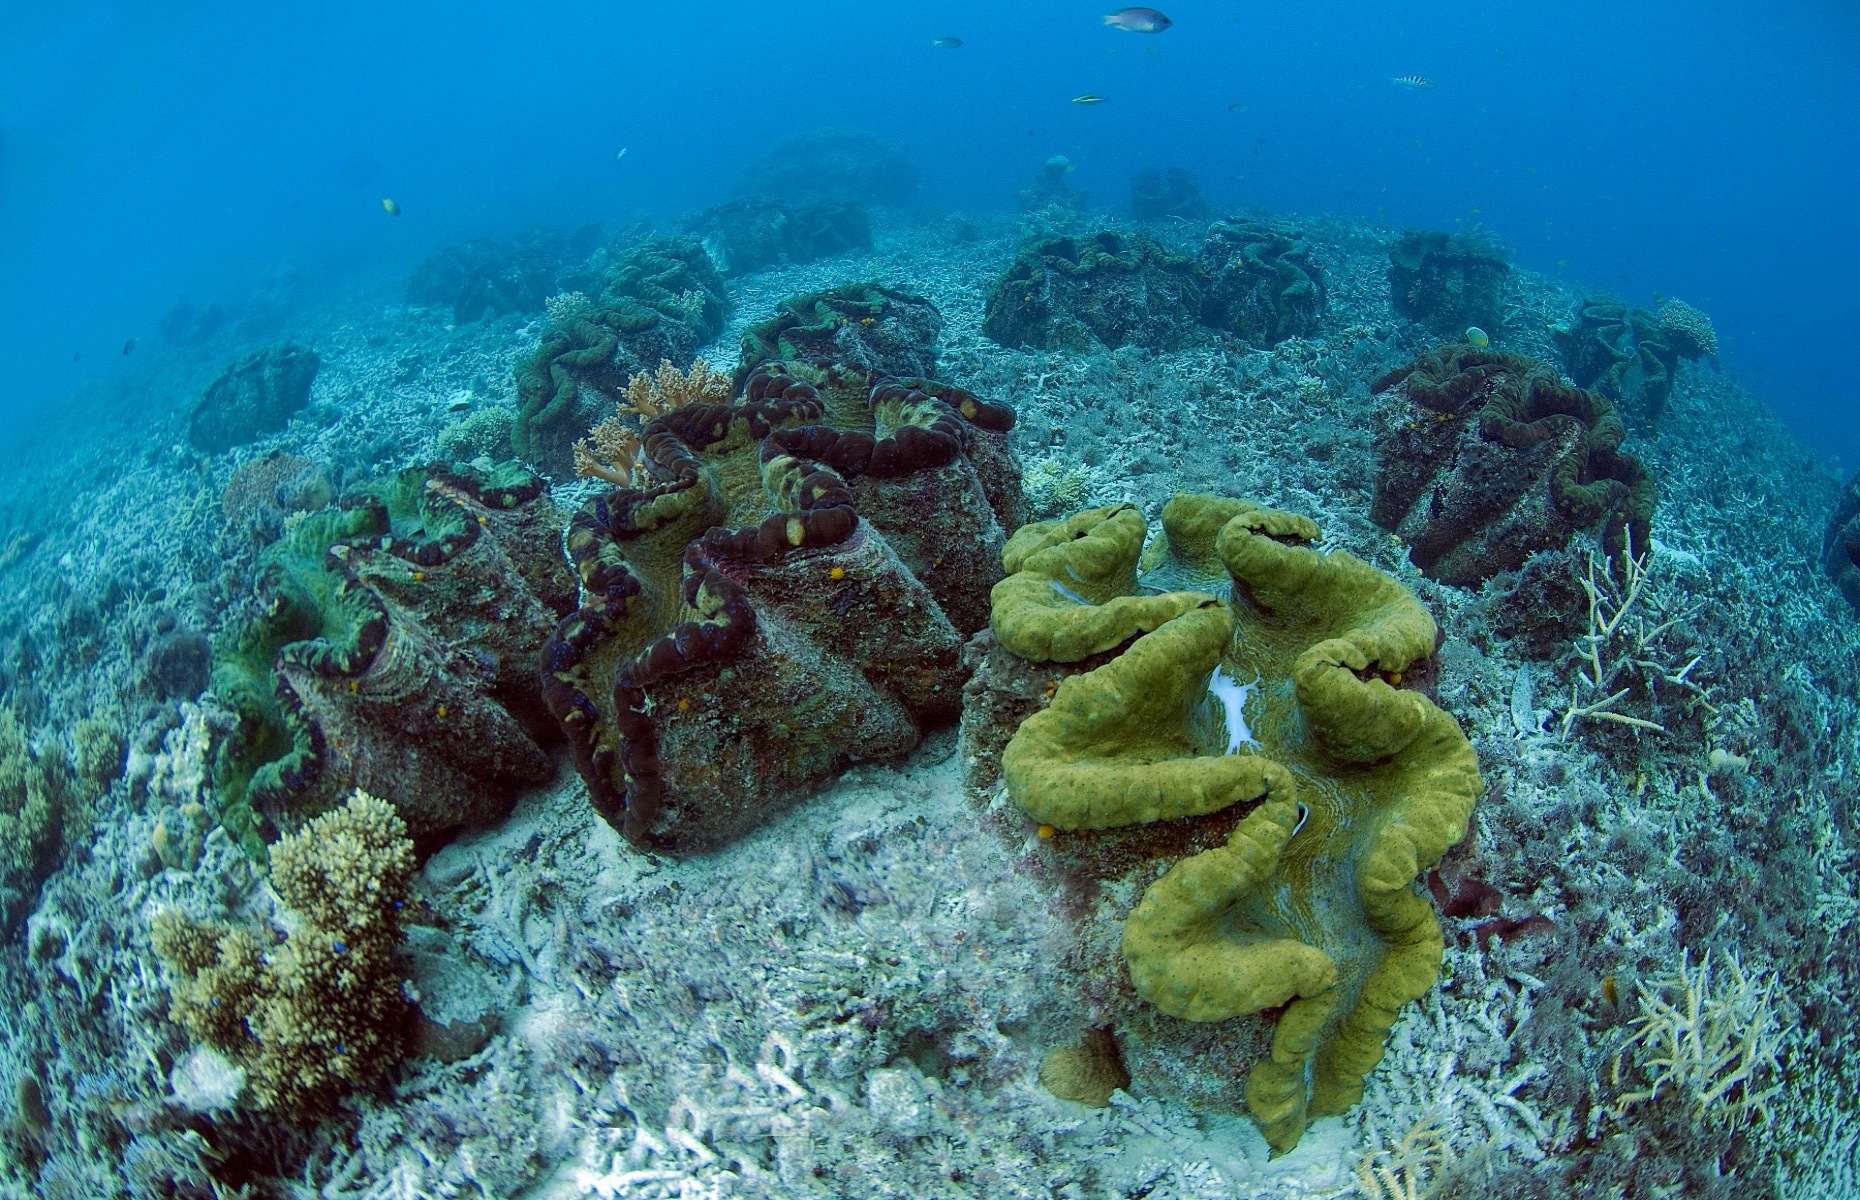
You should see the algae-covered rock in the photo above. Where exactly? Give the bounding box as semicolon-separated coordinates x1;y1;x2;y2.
1553;295;1683;425
979;494;1480;1154
1129;167;1210;221
1821;472;1860;613
405;225;601;324
1199;218;1327;347
540;364;1022;853
512;236;730;478
1387;229;1509;337
1371;345;1657;585
735;284;941;386
188;344;321;454
680;198;871;276
982;231;1208;352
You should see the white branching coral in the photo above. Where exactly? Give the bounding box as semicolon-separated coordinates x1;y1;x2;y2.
572;358;731;487
1560;534;1712;739
1610;948;1786;1129
1655;298;1718;358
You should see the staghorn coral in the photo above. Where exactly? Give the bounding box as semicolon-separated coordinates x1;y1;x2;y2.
573;359;732;487
512;236;729;478
976;494;1480;1154
1370;345;1657;586
981;231;1209;352
1553;295;1682;425
188;344;322;455
209;460;573;857
540;362;1022;852
734;284;943;387
151;790;416;1114
1387;230;1509;337
1199;217;1328;348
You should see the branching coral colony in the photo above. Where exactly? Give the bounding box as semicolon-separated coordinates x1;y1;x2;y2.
572;358;731;486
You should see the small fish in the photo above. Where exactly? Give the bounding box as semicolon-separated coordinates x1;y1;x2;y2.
1227;102;1247;112
1071;94;1107;104
1465;326;1490;349
931;36;963;48
122;337;136;356
1391;75;1436;89
71;351;80;363
615;147;628;160
381;198;401;216
1104;7;1171;32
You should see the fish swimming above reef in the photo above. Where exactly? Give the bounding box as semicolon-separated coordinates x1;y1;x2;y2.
1104;7;1171;32
380;197;400;215
1071;94;1108;104
1391;75;1437;89
121;337;136;356
931;36;963;48
1465;326;1490;348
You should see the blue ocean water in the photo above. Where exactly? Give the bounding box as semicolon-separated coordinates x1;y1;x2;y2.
4;1;1857;461
3;3;1859;1198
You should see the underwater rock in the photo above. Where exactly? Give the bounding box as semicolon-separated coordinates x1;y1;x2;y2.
735;284;943;385
141;630;211;701
159;297;228;347
405;225;601;324
736;129;920;206
209;460;573;858
187;344;322;455
221;451;333;546
1198;217;1328;347
1018;156;1089;214
1553;295;1687;425
679;198;872;276
981;231;1209;352
970;495;1480;1153
512;235;730;479
540;363;1022;853
1370;345;1657;586
1386;229;1510;337
1129;167;1210;221
1820;473;1860;613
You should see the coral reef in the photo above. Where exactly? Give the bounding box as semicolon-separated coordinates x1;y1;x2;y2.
540;362;1021;852
0;709;72;931
405;225;601;324
1199;217;1328;347
1129;167;1210;221
982;232;1208;352
1555;295;1714;425
735;284;943;385
735;129;920;205
1386;230;1510;337
150;789;416;1113
1018;156;1088;214
572;357;732;486
512;236;729;478
1370;345;1657;586
679;198;871;276
187;344;322;454
976;494;1480;1154
209;460;573;857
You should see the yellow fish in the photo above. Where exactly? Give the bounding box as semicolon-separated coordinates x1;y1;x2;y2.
381;198;401;216
1390;75;1437;89
1071;94;1107;104
1465;326;1490;348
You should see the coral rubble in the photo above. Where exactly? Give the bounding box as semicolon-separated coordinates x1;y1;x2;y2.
540;361;1022;852
1370;345;1657;585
